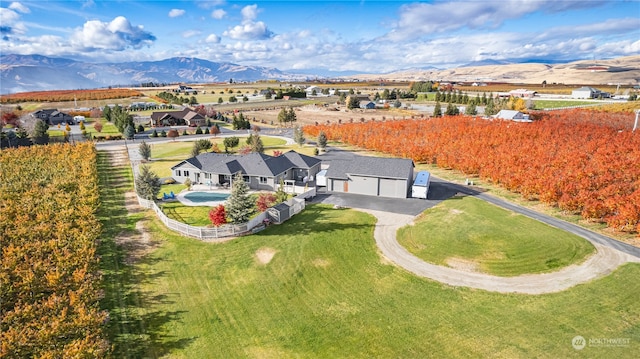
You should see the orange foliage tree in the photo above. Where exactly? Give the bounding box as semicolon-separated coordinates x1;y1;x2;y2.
0;143;110;357
305;109;640;234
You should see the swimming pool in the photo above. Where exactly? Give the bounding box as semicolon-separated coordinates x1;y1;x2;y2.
182;192;230;203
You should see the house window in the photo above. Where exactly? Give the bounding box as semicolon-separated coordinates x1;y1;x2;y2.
243;175;250;183
184;170;190;177
204;173;211;179
176;170;181;176
259;177;268;184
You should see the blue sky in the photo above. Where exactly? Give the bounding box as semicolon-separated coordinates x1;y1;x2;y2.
1;0;638;73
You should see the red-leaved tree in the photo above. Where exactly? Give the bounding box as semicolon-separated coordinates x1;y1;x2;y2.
256;193;277;212
209;205;227;226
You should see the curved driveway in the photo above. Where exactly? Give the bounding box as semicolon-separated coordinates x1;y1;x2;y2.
363;208;640;294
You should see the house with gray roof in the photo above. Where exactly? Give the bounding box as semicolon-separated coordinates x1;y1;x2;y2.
32;109;74;126
323;155;414;199
171;150;322;191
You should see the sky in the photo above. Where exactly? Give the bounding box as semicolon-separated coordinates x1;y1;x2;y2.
1;0;639;73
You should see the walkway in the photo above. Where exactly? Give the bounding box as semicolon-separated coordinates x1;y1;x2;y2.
361;207;640;294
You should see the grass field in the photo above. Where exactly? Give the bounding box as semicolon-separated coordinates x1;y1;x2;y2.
97;152;640;358
532;100;598;109
124;207;640;358
397;196;595;276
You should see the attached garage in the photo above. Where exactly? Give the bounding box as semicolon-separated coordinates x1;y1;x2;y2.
325;156;414;199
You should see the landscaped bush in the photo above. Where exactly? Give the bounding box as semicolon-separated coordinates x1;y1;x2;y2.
163;178;177;184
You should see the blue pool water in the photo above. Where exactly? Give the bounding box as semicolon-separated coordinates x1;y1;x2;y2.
183;192;230;203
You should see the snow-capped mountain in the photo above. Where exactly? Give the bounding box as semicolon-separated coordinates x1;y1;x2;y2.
0;54;312;94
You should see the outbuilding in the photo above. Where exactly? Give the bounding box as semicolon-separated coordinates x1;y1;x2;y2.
324;155;414;199
411;171;431;199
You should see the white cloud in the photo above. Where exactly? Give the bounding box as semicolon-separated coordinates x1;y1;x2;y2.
223;21;272;40
211;9;226;19
182;30;201;38
0;8;20;25
241;4;259;23
70;16;156;51
195;0;226;10
8;2;30;14
386;0;608;41
169;9;186;18
206;33;221;43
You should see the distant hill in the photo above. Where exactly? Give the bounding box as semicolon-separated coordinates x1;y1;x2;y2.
0;55;312;94
350;56;640;85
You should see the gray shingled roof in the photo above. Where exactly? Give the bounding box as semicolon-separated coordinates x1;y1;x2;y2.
172;151;320;177
325;156;414;180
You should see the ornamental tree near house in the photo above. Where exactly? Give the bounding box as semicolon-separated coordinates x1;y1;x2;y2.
209;205;227;227
256;192;277;212
226;173;254;223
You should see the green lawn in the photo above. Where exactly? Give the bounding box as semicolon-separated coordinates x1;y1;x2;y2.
106;204;639;358
159;201;212;226
397;196;595;276
532;100;596;109
98;151;639;358
148;136;287;159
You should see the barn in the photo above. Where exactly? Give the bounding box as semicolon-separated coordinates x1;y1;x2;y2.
324;156;414;199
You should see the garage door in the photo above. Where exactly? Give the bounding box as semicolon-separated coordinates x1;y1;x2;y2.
379;178;405;198
349;176;378;196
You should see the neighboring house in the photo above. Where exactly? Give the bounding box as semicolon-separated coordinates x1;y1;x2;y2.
171;150;322;191
360;101;376;109
572;86;610;99
493;110;532;122
176;85;197;94
509;89;536;98
151;108;206;127
32;109;74;126
323;155;415;199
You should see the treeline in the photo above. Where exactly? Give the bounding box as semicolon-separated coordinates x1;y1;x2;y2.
0;143;109;357
0;89;143;104
305;109;640;234
156;91;198;105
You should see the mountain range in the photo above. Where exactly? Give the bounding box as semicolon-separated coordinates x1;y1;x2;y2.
1;54;639;94
0;55;313;94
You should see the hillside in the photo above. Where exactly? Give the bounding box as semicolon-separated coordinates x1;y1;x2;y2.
350;56;640;85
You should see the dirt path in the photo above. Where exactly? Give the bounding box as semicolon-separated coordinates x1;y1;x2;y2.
106;149;158;264
361;209;640;294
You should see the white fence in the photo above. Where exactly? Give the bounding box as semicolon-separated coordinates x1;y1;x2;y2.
129;146;314;240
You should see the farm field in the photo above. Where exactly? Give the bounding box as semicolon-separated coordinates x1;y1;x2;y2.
397;196;595;276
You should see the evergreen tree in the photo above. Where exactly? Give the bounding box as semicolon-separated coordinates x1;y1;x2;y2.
293;126;305;146
124;124;135;139
138;141;152;161
445;102;460;116
485;98;497;116
103;105;112;122
465;102;478;115
31;119;50;145
347;96;360;109
317;131;327;150
249;133;264;153
226;173;254;223
135;165;161;201
433;102;442;117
